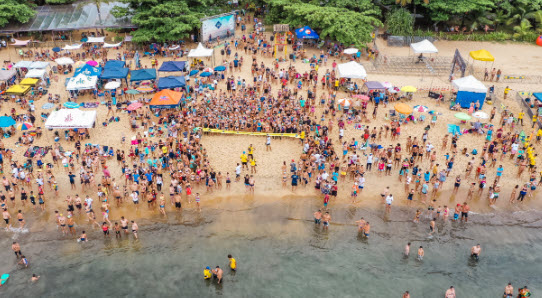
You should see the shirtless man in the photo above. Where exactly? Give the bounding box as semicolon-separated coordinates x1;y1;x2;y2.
322;212;331;230
404;242;411;256
12;241;22;258
356;217;366;233
313;209;322;224
17;210;25;228
471;244;482;260
120;216;129;235
504;283;514;297
58;213;67;235
131;220;139;239
113;187;122;207
461;202;470;223
429;218;436;235
31;274;40;282
2;208;10;230
445;286;456;298
212;266;224;284
363;221;371;238
402;291;410;298
417;246;424;261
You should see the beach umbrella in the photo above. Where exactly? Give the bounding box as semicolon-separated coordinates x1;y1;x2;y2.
200;72;212;77
52;47;61;53
136;86;154;93
0;116;15;128
189;69;199;76
338;98;353;106
401;86;417;93
394;103;413;115
389;87;400;94
104;81;121;90
473;111;489;119
343;48;358;55
41;103;54;109
74;61;85;68
413;105;429;113
382;82;393;89
63;102;80;109
126;102;143;111
202;67;213;73
126;89;140;95
214;65;226;71
86;60;98;67
454;112;471;121
16;122;33;131
359;95;370;101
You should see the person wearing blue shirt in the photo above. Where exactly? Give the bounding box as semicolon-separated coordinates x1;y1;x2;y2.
291;174;299;191
424;171;431;183
145;172;153;182
332;172;339;182
133;173;140;183
496;165;504;181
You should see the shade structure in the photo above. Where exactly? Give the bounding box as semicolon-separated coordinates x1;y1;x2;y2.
157;76;186;89
6;85;31;95
29;61;49;69
189;69;199;76
158;61;186;72
16;122;33;130
187;43;213;57
45;109;97;129
200;72;212;77
66;73;98;91
125;89;140;95
452;75;487;93
202;67;213;73
401;86;417;93
473;111;489;119
149;89;183;109
413;105;429;112
11;39;32;46
469;49;494;62
130;69;156;82
0;69;16;81
86;37;105;43
0;116;16;127
104;60;125;69
13;61;32;69
101;68;129;79
410;39;438;54
63;102;81;108
381;81;393;89
454;112;471;121
42;103;54;109
364;81;386;90
63;44;83;50
295;26;319;39
126;102;143;111
338;98;352;106
52;47;61;52
337;61;367;79
104;81;121;90
86;60;98;67
20;78;39;86
214;66;226;71
55;57;75;65
74;64;101;77
136;86;154;92
343;48;359;55
103;42;122;48
394;103;413;115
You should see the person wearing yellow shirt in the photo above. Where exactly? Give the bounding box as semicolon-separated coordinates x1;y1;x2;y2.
204;266;212;279
300;130;305;145
518;112;525;126
240;152;248;170
532;114;538;128
504;86;511;99
537;128;542;143
249;156;257;174
228;254;237;271
161;146;168;155
247;144;255;159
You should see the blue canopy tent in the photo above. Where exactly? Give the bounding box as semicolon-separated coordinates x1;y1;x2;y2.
158;61;186;72
533;93;542;102
104;60;125;69
157;76;186;90
296;26;319;39
452;75;487;109
130;69;157;82
101;68;129;84
74;64;101;77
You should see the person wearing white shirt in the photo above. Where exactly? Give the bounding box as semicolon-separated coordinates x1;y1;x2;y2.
385;194;394;213
358;175;365;190
321;171;329;181
85;196;93;209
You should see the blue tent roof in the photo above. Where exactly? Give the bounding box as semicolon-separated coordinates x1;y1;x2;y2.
74;64;102;77
130;69;157;82
158;61;186;72
157;76;186;89
534;93;542;102
104;60;125;69
101;68;129;79
296;26;319;39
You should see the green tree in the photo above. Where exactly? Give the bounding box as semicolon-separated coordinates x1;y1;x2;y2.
506;5;530;26
512;19;534;40
526;10;542;31
386;8;414;36
422;0;495;24
0;0;35;27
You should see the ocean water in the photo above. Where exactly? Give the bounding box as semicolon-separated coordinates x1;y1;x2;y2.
0;196;541;297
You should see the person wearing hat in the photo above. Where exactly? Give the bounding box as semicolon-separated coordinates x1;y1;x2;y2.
240;151;248;170
203;266;212;280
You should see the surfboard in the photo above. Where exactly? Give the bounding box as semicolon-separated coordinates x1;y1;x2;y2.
1;273;9;285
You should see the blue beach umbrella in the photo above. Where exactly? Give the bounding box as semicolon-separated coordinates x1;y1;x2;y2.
63;102;80;109
52;47;61;53
200;72;212;77
0;116;15;128
189;69;199;76
214;65;226;71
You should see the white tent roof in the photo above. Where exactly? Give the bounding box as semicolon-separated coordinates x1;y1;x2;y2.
337;61;367;79
188;43;213;57
55;57;75;65
103;42;122;48
13;61;32;69
11;39;32;46
25;68;47;79
86;37;105;43
452;75;487;93
66;73;98;91
45;109;97;129
63;44;83;50
410;39;438;54
29;61;49;69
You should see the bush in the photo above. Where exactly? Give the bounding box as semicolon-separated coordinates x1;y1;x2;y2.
386;8;414;36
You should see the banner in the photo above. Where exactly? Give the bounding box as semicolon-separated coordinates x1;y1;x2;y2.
200;127;300;138
201;13;236;41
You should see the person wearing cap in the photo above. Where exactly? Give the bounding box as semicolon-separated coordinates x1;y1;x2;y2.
240;151;248;170
203;266;212;279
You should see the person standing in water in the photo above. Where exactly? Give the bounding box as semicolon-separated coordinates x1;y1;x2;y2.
313;210;322;224
417;246;424;261
322;212;331;229
445;286;456;298
402;291;410;298
212;266;223;284
504;283;514;297
131;221;139;239
471;244;482;260
404;242;411;256
228;254;237;271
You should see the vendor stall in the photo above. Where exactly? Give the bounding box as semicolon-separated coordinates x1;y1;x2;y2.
45;109;97;129
149;89;183;109
337;61;367;79
452;75;487;108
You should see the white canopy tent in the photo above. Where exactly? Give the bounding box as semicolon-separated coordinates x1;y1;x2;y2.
29;61;50;69
337;61;367;79
452;75;487;93
86;37;105;43
410;39;438;54
343;48;359;55
10;39;32;46
66;73;98;91
55;57;75;65
13;61;33;69
45;109;97;129
188;43;213;57
25;68;47;79
103;42;122;48
63;44;83;50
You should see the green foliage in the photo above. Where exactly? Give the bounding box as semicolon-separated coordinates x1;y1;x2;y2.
44;0;77;4
512;19;538;41
386;8;413;36
0;0;35;27
422;0;495;23
265;0;381;48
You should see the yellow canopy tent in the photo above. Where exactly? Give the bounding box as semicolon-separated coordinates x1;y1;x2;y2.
20;78;39;86
5;84;31;95
469;49;495;61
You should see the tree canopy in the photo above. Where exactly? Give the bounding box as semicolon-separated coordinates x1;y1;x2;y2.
0;0;35;27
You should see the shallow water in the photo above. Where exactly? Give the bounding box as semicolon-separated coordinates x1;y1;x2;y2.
0;196;541;297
